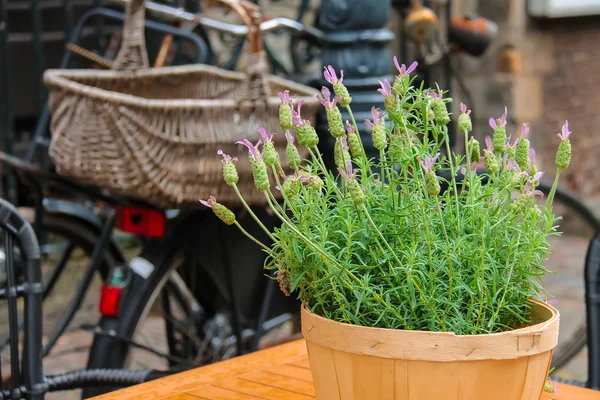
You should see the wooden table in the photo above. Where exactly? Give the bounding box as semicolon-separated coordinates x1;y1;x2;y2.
92;339;600;400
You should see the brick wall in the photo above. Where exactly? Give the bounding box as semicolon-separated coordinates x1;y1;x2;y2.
528;16;600;197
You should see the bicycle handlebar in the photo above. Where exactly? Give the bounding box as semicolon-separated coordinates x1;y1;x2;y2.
111;0;309;36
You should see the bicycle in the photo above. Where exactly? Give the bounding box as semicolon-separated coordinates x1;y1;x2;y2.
1;0;597;397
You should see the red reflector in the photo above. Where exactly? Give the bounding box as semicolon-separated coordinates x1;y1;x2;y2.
99;284;123;317
115;206;166;238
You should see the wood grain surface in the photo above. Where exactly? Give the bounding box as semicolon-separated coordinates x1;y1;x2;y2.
91;339;600;400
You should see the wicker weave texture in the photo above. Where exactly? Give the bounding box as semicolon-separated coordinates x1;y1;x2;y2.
44;0;320;208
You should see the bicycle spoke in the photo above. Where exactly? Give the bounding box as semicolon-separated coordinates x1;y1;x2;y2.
42;240;76;299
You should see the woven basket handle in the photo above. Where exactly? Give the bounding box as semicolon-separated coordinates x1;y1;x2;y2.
210;0;270;103
113;0;150;71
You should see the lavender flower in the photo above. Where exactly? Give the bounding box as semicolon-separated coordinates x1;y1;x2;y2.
393;57;418;75
278;90;294;130
318;87;345;138
257;127;273;143
365;107;387;150
458;102;472;132
236;139;262;160
418;153;440;172
557;120;571;140
515;123;531;170
377;79;393;97
217;149;238;163
258;128;280;167
199;196;217;208
419;153;441;196
556;120;572;169
324;65;343;84
285;130;301;170
338;160;357;181
291;101;319;147
324;65;351;106
217;150;239;185
200;196;235;225
489;107;508;130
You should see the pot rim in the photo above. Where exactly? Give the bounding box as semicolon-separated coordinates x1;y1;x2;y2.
301;298;559;361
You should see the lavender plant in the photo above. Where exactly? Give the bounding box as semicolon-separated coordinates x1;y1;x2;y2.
202;57;572;335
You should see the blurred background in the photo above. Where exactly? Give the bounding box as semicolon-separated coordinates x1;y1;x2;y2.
1;0;599;398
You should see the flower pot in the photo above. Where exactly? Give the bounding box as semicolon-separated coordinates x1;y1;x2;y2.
301;299;559;400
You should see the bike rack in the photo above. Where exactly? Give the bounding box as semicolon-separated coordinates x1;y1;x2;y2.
0;198;46;400
585;232;600;389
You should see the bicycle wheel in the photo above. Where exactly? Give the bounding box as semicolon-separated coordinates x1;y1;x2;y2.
0;208;122;390
536;182;600;375
84;214;299;398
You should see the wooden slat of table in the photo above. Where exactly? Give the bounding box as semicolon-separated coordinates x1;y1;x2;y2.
91;339;600;400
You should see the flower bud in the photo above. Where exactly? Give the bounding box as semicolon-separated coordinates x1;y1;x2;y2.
510;194;533;214
286;143;302;170
327;107;345;138
431;99;451;126
294;125;319;148
213;203;236;225
310;175;324;190
425;170;441;196
263;141;280;168
348;180;365;205
484;150;499;175
279;103;293;130
348;130;364;159
426;107;436;122
492;126;507;153
458;112;472;132
334;138;351;169
223;160;239;186
372;124;388;150
282;177;302;201
556;139;571;170
333;82;352;107
392;77;408;97
250;158;270;192
470;138;480;163
515;138;530;170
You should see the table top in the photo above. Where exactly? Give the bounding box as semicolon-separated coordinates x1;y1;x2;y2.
92;339;600;400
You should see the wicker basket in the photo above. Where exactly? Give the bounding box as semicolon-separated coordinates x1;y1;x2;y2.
44;0;320;208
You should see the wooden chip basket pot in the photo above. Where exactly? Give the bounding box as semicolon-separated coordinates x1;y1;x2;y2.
43;0;320;208
302;298;559;400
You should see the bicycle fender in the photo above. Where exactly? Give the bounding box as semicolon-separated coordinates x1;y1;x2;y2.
42;198;128;264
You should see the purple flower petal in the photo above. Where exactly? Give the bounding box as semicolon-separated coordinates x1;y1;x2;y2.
485;136;493;151
285;130;295;145
377;79;392;97
346;120;355;134
559;120;571;140
489;117;497;130
257;127;272;143
236;139;260;160
529;148;536;163
278;90;292;104
518;123;530;139
406;60;418;74
200;195;217;208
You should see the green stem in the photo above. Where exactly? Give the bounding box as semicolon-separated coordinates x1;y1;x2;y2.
264;194;406;325
545;169;562;207
233;221;271;251
361;204;446;330
435;201;454;303
232;184;276;242
444;127;461;224
345;105;367;160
